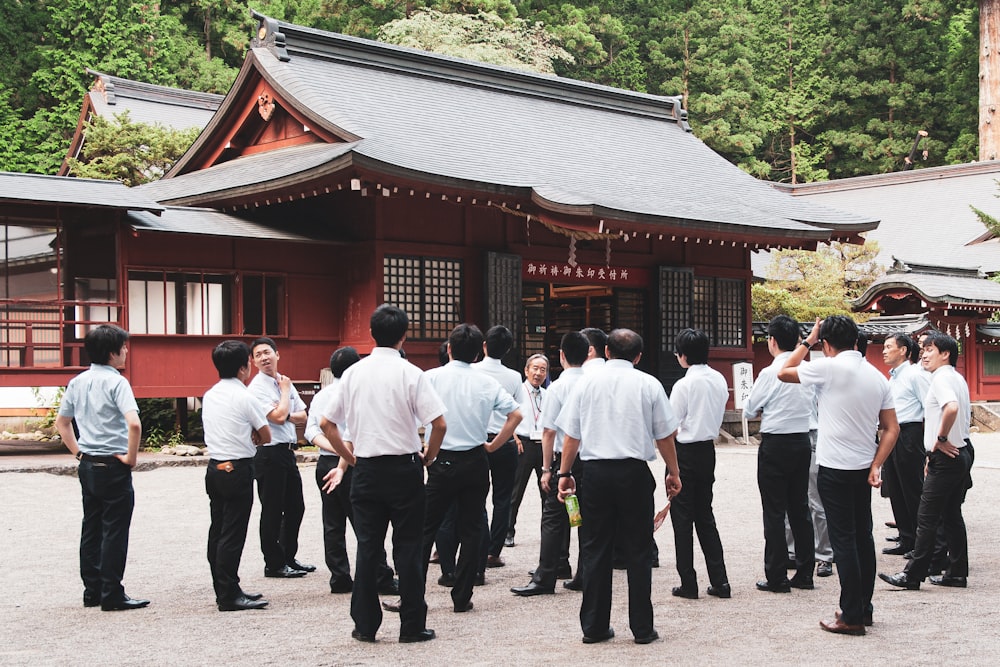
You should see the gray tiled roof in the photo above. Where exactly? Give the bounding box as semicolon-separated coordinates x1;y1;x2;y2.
87;70;223;131
0;171;163;213
752;313;932;338
852;260;1000;308
161;16;874;241
127;207;342;242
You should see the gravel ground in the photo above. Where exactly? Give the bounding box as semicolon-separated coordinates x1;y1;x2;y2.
2;436;999;666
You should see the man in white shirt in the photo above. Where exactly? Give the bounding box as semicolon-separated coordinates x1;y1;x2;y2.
880;332;973;590
472;326;528;567
744;315;815;593
880;334;930;557
422;324;521;613
248;337;313;578
779;315;898;636
320;304;447;644
556;328;681;645
507;353;549;547
668;328;731;600
202;340;271;611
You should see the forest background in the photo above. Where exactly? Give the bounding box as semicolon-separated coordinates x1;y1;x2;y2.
0;0;985;184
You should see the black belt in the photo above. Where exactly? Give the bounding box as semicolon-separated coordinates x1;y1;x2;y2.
209;457;254;466
265;442;298;450
79;453;124;464
356;453;420;464
437;445;485;458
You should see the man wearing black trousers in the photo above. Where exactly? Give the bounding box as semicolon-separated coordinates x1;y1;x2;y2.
422;324;521;613
745;315;815;593
557;328;681;645
248;337;314;578
507;354;549;547
321;305;446;643
202;340;272;611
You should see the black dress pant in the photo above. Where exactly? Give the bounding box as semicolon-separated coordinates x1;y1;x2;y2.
314;455;395;589
532;453;577;588
254;445;306;570
758;433;813;584
78;455;134;605
206;458;254;603
905;445;974;580
579;459;655;640
351;454;427;638
670;441;728;590
508;438;545;538
484;438;518;557
886;422;925;550
817;465;875;627
422;447;490;610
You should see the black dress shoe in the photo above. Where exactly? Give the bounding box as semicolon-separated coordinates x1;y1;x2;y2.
265;565;307;578
556;565;573;580
789;577;814;590
882;544;909;556
438;573;456;587
878;572;920;589
582;627;614;644
352;629;376;643
511;582;554;597
904;550;914;559
454;600;474;613
288;559;316;573
671;586;698;599
240;590;265;601
756;579;791;593
381;598;401;613
218;595;269;611
929;575;967;588
816;561;834;578
399;629;436;643
634;629;659;645
886;535;900;542
474;572;486;586
101;596;150;611
563;579;583;591
377;578;399;595
885;520;897;528
330;579;353;594
83;592;100;608
504;532;515;548
707;583;731;598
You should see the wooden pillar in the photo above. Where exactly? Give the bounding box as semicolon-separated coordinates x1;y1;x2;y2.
981;0;1000;160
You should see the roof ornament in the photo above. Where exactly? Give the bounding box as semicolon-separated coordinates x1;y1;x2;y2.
664;95;691;132
251;12;290;62
258;92;276;121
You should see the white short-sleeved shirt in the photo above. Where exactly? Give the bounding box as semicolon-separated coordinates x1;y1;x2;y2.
425;361;518;451
324;347;446;458
305;380;351;456
203;377;269;461
472;357;528;434
796;351;893;470
889;361;931;424
744;351;813;435
248;372;306;445
540;366;584;453
516;381;546;439
557;359;678;461
923;365;971;451
671;364;728;443
58;364;139;456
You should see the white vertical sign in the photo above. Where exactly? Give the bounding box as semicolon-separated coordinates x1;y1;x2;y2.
733;362;754;445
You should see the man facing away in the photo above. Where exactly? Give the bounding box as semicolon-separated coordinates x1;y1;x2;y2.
511;331;590;596
557;328;682;645
879;332;973;590
305;347;397;596
56;324;147;611
248;337;314;578
779;315;899;636
472;325;528;568
422;324;522;613
880;334;930;558
668;328;731;600
320;304;447;643
744;315;815;593
201;340;271;611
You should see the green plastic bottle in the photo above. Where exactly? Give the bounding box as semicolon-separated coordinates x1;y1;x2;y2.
565;493;582;527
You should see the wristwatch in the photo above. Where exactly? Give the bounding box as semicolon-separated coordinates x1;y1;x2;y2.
800;340;812;349
554;471;573;479
936;435;948;443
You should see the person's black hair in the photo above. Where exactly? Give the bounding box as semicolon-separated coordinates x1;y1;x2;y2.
250;336;277;353
818;315;858;352
767;315;800;352
484;325;513;360
923;332;959;367
560;331;590;366
448;323;484;363
212;340;251;379
84;324;129;365
329;346;361;378
580;327;608;360
856;331;869;356
675;328;709;365
607;328;643;360
370;304;408;347
438;341;450;366
887;333;918;364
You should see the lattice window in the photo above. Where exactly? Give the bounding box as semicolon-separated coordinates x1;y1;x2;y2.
659;268;744;349
384;255;463;340
659;268;693;352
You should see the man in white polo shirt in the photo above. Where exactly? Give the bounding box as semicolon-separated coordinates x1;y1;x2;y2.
779;315;899;636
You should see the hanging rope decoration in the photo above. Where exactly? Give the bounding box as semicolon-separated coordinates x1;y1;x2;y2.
606;237;612;267
568;236;578;267
487;202;619;266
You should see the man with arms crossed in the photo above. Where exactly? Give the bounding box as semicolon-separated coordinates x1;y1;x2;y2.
779;315;899;635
